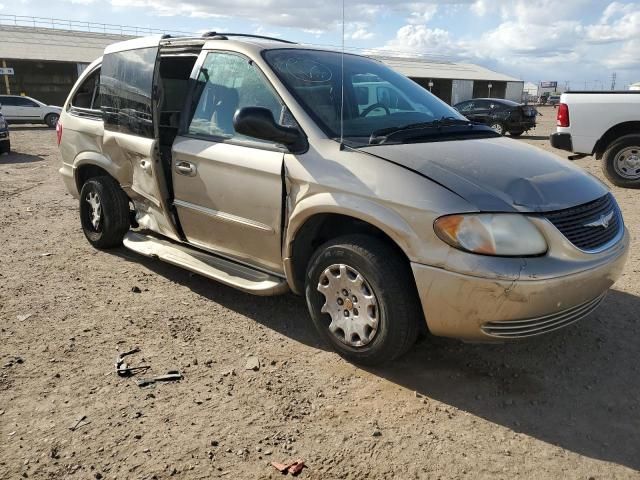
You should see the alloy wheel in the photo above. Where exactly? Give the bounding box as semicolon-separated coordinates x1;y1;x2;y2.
316;264;379;347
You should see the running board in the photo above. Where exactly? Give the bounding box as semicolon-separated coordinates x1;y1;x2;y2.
123;231;289;296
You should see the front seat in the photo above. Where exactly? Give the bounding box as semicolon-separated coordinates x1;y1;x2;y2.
209;85;239;136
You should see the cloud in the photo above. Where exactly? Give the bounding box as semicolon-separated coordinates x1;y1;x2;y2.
382;24;459;57
382;0;640;76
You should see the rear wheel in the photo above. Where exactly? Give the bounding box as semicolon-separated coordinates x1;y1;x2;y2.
44;113;59;128
305;235;421;366
79;176;130;249
489;122;505;135
602;134;640;188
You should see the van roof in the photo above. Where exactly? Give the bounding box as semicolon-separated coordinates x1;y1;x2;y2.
104;32;353;57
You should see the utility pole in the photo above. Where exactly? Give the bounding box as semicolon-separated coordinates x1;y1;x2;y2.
611;72;617;91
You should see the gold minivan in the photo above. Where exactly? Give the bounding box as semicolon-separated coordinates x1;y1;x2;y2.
58;33;629;365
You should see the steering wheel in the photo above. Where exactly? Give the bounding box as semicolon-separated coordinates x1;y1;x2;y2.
360;103;391;117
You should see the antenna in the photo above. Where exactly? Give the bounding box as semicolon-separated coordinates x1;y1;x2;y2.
339;0;345;147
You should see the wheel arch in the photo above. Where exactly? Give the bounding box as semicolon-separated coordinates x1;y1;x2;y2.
73;152;132;193
284;193;419;294
594;122;640;159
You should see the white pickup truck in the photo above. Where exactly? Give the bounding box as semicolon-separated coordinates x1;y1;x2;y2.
550;91;640;188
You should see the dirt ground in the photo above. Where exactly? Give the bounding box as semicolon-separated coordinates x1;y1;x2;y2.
1;106;639;479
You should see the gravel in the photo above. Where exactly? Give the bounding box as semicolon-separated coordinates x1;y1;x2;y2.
0;111;639;479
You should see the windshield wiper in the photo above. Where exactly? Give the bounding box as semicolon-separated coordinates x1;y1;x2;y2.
369;116;478;145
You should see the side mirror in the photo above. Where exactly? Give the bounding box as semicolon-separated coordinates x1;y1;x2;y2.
233;107;304;150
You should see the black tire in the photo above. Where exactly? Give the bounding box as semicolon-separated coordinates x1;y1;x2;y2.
489;122;506;135
601;134;640;188
509;130;524;137
79;176;130;249
0;140;10;154
44;113;59;128
305;235;421;366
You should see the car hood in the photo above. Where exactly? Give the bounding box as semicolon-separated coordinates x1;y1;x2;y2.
360;137;608;212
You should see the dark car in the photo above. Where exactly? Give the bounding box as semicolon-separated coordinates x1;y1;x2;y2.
453;98;537;136
0;109;10;154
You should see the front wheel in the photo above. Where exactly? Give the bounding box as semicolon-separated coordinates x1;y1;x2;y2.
0;140;10;154
602;134;640;188
79;176;130;249
509;130;524;137
305;235;421;366
489;122;505;135
44;113;59;128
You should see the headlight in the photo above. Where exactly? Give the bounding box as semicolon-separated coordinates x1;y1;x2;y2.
434;213;547;256
0;118;6;129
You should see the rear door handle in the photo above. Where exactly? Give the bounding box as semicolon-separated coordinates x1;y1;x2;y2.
175;161;196;177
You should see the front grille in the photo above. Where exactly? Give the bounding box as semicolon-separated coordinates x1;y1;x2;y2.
544;194;622;252
481;294;605;338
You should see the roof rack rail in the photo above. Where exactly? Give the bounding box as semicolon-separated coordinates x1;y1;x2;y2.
201;31;296;44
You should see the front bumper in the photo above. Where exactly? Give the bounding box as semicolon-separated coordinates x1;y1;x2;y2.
550;132;573;152
0;129;9;141
411;229;629;341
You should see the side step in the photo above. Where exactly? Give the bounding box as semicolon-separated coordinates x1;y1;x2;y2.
123;231;289;296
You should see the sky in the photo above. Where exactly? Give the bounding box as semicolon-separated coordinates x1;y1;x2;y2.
3;0;640;88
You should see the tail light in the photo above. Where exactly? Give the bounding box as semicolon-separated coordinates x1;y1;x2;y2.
557;103;570;127
56;121;63;145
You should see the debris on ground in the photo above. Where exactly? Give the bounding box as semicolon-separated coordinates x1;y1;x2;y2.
114;347;150;377
16;313;33;322
137;371;183;388
69;414;90;431
245;356;260;371
271;459;306;476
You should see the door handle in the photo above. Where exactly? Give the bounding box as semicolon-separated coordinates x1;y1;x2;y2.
175;161;196;177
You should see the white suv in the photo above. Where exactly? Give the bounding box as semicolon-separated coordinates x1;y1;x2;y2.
0;95;62;128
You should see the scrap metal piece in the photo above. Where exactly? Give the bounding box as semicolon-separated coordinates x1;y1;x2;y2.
137;371;183;388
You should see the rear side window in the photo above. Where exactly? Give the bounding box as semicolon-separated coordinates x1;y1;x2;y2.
0;96;17;106
100;47;157;137
71;68;101;112
1;96;38;107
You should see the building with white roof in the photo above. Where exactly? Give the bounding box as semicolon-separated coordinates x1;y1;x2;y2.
0;15;524;105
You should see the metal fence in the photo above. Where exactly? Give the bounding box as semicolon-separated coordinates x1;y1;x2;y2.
0;14;191;37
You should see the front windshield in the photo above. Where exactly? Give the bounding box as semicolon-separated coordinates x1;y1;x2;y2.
263;49;467;144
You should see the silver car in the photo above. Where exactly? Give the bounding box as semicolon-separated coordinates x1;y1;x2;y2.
57;34;629;365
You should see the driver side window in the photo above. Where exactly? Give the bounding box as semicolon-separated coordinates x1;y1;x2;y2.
189;52;284;142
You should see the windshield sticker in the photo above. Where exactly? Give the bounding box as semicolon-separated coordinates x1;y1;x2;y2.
285;58;332;83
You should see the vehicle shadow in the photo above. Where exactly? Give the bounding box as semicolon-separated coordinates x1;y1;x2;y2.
6;125;51;131
370;289;640;471
110;247;640;470
513;135;549;141
0;152;46;164
111;248;327;351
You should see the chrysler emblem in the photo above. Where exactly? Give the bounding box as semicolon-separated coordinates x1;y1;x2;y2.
584;211;614;229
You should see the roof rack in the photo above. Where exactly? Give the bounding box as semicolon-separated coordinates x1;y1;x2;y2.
201;32;296;44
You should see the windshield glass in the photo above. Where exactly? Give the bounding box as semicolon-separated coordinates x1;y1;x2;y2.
263;49;468;144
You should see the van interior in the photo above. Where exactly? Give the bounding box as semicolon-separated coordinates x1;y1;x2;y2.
156;50;200;198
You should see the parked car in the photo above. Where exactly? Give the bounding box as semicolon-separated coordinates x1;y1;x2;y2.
453;98;537;136
547;95;561;106
550;91;640;188
0;95;62;127
0;109;10;154
58;34;629;365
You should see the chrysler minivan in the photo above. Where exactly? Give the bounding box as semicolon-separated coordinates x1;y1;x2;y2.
57;33;629;365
